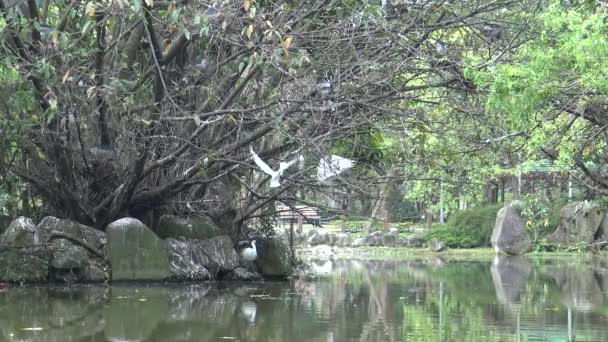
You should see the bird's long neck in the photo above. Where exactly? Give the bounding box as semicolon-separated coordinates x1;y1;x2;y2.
251;241;257;251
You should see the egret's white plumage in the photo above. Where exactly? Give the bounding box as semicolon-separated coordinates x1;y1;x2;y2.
317;155;354;181
250;146;298;187
239;240;258;261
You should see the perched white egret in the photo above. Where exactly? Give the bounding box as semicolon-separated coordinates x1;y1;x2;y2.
317;155;354;181
237;240;258;262
250;146;298;188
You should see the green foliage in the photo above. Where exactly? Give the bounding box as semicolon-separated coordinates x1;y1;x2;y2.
518;195;563;244
423;205;502;248
340;220;414;233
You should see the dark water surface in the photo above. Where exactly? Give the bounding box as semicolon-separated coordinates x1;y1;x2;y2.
2;256;608;341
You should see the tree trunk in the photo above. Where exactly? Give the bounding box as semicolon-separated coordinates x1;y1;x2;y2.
426;208;433;230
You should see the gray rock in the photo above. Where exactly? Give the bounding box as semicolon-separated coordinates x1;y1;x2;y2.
37;217;108;283
491;204;532;255
223;267;262;281
308;233;328;246
335;233;352;247
254;237;292;277
547;201;605;246
85;264;107;282
193;235;239;275
0;214;12;235
37;216;106;251
0;247;49;282
166;238;212;280
429;239;447;252
597;213;608;243
157;215;220;240
107;217;172;281
51;239;89;270
365;231;384;246
383;234;396;247
327;233;338;246
0;216;36;247
388;228;399;236
405;236;426;248
396;237;408;247
352;237;366;247
306;228;318;239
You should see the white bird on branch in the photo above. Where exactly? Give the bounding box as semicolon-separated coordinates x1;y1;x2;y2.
250;146;299;188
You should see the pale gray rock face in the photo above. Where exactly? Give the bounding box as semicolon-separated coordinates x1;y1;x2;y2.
191;235;239;276
166;238;212;280
491;205;531;255
364;231;384;246
429;239;447;252
547;201;605;246
352;237;366;247
308;233;329;246
335;233;352;247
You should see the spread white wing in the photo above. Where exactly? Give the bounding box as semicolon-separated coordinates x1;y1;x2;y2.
250;146;276;176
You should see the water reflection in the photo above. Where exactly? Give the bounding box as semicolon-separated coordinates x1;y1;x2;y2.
1;257;608;341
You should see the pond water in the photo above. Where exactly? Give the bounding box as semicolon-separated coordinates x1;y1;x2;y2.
2;255;608;341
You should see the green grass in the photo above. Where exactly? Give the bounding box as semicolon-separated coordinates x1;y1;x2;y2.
321;246;608;261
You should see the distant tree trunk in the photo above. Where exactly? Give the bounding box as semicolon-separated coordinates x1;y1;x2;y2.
366;166;397;233
513;173;520;199
426;208;433;230
365;193;383;234
439;182;445;224
500;177;505;203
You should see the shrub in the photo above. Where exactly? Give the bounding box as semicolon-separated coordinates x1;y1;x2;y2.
519;196;564;244
423;205;502;248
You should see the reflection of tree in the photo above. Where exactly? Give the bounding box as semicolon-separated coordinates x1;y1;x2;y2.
3;259;608;341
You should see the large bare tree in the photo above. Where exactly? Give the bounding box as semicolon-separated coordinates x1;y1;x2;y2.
0;0;522;235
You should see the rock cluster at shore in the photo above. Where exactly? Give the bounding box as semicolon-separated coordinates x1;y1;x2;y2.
0;216;291;284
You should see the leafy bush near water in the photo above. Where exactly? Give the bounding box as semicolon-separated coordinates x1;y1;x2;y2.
424;200;563;249
423;205;502;248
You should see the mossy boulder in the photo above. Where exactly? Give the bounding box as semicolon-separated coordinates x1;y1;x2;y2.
0;247;49;283
157;215;220;240
37;216;106;251
0;215;12;235
254;237;292;277
107;218;171;281
0;217;36;247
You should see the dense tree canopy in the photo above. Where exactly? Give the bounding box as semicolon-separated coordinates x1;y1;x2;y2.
2;0;605;233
